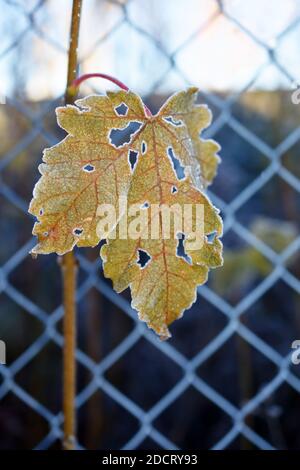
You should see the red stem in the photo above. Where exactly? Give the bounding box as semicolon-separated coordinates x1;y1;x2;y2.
72;73;129;91
70;73;152;117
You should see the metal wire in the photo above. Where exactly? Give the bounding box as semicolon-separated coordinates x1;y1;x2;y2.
0;0;300;450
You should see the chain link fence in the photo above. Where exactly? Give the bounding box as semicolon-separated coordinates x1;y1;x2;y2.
0;0;300;450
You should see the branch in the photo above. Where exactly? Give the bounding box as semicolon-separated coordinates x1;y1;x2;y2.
61;0;82;451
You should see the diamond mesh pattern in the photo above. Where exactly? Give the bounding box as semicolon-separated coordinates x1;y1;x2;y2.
0;0;300;450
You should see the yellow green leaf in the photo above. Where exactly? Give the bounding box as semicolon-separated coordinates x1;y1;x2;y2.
29;87;223;338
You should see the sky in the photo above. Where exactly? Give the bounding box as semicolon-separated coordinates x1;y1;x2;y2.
1;0;300;100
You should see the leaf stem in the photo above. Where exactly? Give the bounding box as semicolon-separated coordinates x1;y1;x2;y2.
61;0;82;451
70;72;153;117
71;73;129;92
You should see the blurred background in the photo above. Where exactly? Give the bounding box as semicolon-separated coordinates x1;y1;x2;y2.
0;0;300;450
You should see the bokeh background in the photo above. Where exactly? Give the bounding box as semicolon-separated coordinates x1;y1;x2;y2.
1;0;300;450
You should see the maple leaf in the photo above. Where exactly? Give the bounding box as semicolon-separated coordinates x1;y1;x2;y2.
29;86;222;338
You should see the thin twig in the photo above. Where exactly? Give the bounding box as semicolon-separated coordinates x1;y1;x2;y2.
61;0;82;451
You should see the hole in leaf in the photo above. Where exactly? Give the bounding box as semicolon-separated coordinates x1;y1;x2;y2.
109;121;142;148
176;233;192;265
39;208;44;216
115;103;128;116
167;147;185;180
73;228;83;236
171;186;178;194
141;141;147;154
207;231;217;244
83;164;95;173
141;201;149;209
164;116;183;127
137;249;151;269
128;150;138;171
